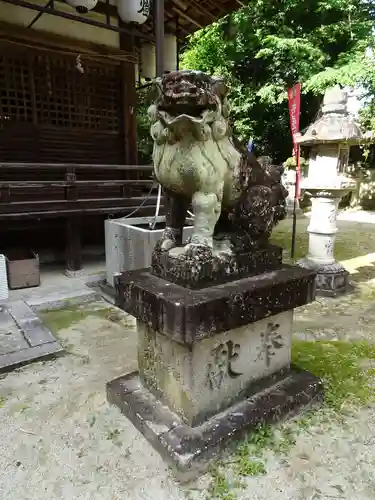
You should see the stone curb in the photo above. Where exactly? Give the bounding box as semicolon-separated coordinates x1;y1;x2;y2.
27;288;101;312
0;300;64;373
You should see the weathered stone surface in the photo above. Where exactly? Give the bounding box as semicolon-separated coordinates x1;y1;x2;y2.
151;244;283;289
0;306;29;355
0;301;64;373
116;265;316;345
0;341;64;373
137;311;293;425
107;369;323;481
112;252;318;475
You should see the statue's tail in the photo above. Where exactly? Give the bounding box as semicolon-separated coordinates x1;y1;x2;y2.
228;138;288;250
231;135;288;224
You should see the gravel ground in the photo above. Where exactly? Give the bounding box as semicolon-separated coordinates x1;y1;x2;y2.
235;407;375;500
0;217;375;500
0;308;184;500
0;293;373;500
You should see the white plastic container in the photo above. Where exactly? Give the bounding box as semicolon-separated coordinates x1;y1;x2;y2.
0;254;9;301
105;216;194;287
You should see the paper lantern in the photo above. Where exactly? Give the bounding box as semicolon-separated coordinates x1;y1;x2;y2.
117;0;151;25
65;0;98;13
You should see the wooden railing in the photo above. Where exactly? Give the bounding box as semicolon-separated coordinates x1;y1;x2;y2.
0;163;160;272
0;163;157;220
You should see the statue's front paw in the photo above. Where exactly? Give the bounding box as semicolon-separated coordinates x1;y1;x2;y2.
157;228;178;252
160;238;176;251
184;242;213;260
213;236;233;256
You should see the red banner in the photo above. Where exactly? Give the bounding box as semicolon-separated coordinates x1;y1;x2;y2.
287;83;301;199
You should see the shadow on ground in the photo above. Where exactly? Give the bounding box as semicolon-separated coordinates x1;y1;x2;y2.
350;264;375;284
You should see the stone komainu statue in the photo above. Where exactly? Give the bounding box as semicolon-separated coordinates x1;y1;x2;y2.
148;70;288;257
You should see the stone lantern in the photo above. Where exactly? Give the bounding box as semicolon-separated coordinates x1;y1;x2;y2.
295;86;368;297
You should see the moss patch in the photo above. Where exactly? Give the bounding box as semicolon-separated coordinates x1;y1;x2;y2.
270;228;308;261
199;338;375;500
270;222;375;262
292;339;375;409
207;465;243;500
40;304;129;334
40;307;93;333
204;422;303;498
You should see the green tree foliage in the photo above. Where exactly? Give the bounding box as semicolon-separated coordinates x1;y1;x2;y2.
136;82;157;164
181;0;375;162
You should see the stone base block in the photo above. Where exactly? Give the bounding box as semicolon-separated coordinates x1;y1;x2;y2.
138;311;294;426
151;244;283;289
107;369;323;481
298;259;351;297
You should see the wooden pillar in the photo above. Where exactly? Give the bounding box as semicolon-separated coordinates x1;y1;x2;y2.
155;0;165;77
64;167;82;275
119;21;138;166
65;216;82;275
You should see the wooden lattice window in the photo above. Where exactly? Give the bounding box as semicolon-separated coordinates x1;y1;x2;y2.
0;44;121;132
0;52;33;124
33;54;121;131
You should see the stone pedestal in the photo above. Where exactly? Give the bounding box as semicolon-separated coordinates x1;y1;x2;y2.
152;244;283;289
137;310;295;426
298;190;351;297
107;251;323;479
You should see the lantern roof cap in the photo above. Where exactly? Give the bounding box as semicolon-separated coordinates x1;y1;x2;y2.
296;85;371;146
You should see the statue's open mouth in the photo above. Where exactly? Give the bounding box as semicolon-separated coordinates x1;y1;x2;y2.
153;70;226;126
158;102;217;119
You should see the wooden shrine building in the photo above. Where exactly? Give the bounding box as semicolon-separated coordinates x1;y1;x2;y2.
0;0;241;273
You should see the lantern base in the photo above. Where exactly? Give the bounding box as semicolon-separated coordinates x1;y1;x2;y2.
297;259;352;297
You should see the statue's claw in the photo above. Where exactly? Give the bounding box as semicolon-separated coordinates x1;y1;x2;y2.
157;227;179;252
160;239;176;252
184;243;213;260
213;236;233;257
